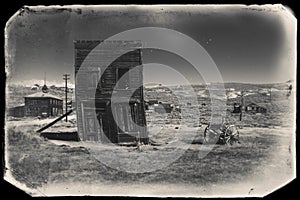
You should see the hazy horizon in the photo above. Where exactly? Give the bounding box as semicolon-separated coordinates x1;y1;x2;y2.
8;78;292;88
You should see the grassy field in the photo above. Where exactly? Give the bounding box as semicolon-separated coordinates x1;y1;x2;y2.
5;124;294;196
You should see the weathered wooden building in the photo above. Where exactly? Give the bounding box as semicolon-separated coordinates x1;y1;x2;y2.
245;102;267;114
8;104;25;118
24;92;63;117
74;40;148;144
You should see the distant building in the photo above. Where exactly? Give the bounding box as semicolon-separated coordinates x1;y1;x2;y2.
24;92;63;117
154;102;173;113
49;85;56;90
148;99;158;105
232;103;241;113
41;84;49;93
144;101;149;110
174;105;181;113
245;102;267;114
8;104;25;118
31;86;39;91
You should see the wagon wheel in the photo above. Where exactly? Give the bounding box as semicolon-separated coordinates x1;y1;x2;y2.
203;126;219;144
203;126;209;144
224;125;240;145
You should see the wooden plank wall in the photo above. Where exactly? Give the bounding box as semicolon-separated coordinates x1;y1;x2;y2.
74;40;147;143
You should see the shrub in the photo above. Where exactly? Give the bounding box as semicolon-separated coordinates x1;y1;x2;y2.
6;127;50;188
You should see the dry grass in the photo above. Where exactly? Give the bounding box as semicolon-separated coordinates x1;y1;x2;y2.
6;125;283;189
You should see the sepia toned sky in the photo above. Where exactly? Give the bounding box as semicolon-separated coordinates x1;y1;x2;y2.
6;5;296;86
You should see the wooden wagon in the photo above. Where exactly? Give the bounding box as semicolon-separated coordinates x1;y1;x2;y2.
203;123;240;145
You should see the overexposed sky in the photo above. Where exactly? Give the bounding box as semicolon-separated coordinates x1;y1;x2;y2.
6;5;296;85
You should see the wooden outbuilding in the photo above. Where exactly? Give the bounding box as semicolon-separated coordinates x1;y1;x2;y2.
245;102;267;114
8;104;25;118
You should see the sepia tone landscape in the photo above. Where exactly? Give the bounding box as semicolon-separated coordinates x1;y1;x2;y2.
4;4;296;197
5;81;295;196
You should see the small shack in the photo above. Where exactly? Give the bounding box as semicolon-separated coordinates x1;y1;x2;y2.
8;104;25;118
154;102;173;113
24;92;63;117
148;99;158;105
245;102;267;114
232;103;241;113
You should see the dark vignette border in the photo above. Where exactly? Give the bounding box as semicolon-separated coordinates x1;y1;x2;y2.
0;0;297;199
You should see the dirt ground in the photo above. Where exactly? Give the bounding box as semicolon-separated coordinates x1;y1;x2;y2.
5;123;295;197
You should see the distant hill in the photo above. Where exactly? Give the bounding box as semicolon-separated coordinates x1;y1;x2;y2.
7;82;290;108
10;79;75;88
223;82;288;91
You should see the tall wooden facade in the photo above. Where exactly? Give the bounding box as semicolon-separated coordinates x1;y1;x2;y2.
74;40;148;144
